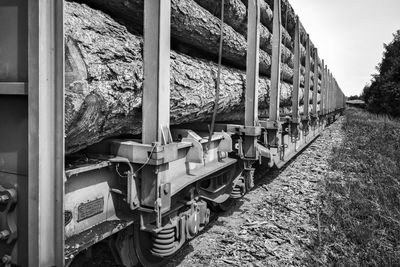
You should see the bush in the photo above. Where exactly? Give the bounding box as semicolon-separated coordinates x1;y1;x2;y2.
363;30;400;117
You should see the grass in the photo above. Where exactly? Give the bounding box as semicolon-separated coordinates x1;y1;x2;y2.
319;108;400;266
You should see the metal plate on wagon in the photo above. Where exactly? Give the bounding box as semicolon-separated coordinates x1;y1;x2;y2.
77;197;104;222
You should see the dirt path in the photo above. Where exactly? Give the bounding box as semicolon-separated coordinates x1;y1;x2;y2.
166;117;345;267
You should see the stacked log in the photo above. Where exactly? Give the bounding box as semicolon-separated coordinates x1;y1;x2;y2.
74;0;324;83
65;1;321;154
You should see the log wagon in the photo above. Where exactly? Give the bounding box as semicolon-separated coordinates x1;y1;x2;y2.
0;0;345;266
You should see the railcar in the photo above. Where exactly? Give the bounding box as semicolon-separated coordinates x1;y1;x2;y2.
0;0;345;266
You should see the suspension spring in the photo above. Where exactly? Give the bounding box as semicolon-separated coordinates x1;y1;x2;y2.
230;184;243;199
151;225;176;257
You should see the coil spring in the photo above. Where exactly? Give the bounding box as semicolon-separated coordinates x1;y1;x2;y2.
151;225;176;257
230;184;243;199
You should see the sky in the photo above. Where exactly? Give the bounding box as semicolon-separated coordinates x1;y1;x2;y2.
289;0;400;96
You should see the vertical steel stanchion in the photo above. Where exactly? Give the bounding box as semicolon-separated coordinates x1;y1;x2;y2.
301;32;311;138
266;0;282;147
243;0;261;159
291;16;301;125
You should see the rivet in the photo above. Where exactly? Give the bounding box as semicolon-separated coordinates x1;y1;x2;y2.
0;230;10;240
0;195;9;204
1;255;11;264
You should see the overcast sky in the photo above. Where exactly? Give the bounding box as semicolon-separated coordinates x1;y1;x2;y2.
289;0;400;96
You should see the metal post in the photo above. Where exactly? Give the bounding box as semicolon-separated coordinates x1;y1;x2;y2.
330;71;333;113
140;0;172;220
143;0;171;145
28;0;65;266
329;72;332;113
303;34;311;119
265;0;282;146
320;60;325;115
291;16;300;123
312;49;318;116
326;69;330;114
333;80;336;111
324;66;328;115
268;0;282;124
341;91;344;109
334;78;336;111
337;81;339;110
242;0;261;159
329;70;332;114
338;83;340;110
245;0;260;127
334;79;337;111
332;76;335;111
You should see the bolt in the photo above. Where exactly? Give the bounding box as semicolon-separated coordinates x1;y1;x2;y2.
163;184;170;195
0;230;10;240
0;195;9;204
1;255;11;264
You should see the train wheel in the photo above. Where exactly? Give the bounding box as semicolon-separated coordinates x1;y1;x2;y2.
210;198;233;212
115;224;169;267
133;223;171;267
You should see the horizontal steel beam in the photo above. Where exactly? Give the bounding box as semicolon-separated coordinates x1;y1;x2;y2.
0;83;28;95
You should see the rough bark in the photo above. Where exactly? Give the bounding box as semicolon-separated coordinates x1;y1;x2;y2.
193;0;294;67
74;0;299;83
262;0;317;57
193;0;320;84
242;0;321;73
65;2;317;154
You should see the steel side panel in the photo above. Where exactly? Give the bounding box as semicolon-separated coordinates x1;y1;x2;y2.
0;1;28;83
64;166;135;260
0;97;28;176
273;126;323;169
170;158;237;196
275;130;321;169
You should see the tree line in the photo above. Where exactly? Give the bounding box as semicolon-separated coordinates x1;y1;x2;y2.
362;30;400;117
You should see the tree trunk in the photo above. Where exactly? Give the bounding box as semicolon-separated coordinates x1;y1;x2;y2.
193;0;294;68
65;2;317;154
73;0;300;83
188;0;320;84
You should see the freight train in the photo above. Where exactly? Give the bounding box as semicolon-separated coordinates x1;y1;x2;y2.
0;0;345;266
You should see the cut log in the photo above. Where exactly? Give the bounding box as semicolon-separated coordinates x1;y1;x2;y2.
74;0;298;83
193;0;294;67
262;0;317;57
192;0;320;84
65;2;317;154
